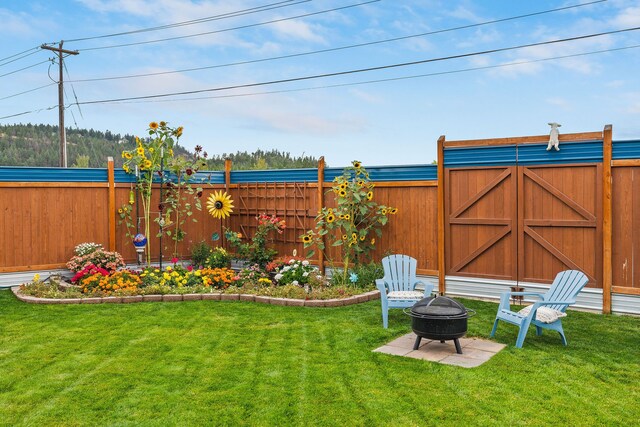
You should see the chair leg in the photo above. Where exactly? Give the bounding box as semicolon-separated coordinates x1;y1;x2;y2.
490;318;499;338
556;322;567;346
535;326;543;336
515;318;532;349
380;298;389;328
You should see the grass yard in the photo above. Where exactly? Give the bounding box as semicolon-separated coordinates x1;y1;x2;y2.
0;290;638;426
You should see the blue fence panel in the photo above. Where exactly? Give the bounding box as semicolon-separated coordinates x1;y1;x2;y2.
612;139;640;160
0;167;108;182
444;145;517;168
517;140;603;165
324;164;437;182
230;168;318;183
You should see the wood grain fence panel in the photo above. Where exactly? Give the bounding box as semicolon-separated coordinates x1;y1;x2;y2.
612;167;640;291
520;164;601;287
446;167;516;280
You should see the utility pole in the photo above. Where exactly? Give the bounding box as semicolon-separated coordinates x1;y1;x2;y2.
41;41;79;168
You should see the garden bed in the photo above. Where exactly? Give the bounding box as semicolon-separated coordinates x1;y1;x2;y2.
11;285;380;307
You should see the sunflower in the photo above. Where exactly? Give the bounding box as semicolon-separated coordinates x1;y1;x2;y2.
207;190;234;219
135;136;140;144
149;122;159;130
137;147;145;156
339;182;347;190
389;207;398;214
175;126;184;137
302;235;312;244
351;232;357;241
352;160;361;168
360;235;365;241
357;180;365;186
326;213;336;223
342;234;348;241
338;189;347;197
371;238;376;245
118;208;123;214
159;121;167;127
124;151;133;160
143;159;152;169
367;191;373;200
344;214;351;220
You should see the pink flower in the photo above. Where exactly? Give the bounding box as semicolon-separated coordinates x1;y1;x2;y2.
187;265;193;272
171;257;179;264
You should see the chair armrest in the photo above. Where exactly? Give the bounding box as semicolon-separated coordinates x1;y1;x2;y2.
534;299;576;307
375;279;388;300
414;280;434;297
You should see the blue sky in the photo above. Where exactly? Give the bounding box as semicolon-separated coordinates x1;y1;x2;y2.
1;0;639;167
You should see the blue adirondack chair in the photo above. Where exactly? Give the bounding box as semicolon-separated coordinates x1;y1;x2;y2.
376;254;434;328
490;270;589;348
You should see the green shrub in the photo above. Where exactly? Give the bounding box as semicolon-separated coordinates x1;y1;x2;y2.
190;240;210;267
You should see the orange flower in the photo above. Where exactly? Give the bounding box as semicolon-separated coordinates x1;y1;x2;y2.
149;122;159;130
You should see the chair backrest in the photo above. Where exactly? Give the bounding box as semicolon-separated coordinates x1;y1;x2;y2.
381;255;418;293
544;270;589;312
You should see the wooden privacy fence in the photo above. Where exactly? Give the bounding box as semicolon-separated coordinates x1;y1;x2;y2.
0;125;639;313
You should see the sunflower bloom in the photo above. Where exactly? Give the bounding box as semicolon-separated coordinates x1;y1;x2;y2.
352;160;361;168
149;122;159;130
371;238;375;245
124;152;133;160
207;190;234;219
344;214;351;220
326;214;336;223
159;121;167;127
175;126;184;137
143;159;152;169
338;189;347;197
390;207;398;214
302;235;312;244
367;191;373;200
137;147;145;156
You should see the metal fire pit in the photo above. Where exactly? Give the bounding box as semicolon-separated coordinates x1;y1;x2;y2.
404;296;475;354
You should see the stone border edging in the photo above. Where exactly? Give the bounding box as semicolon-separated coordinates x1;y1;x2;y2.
10;286;380;307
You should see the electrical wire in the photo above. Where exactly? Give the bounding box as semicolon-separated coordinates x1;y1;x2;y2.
73;25;640;105
65;0;310;42
78;0;379;51
0;58;53;79
65;0;608;84
0;49;41;68
0;105;58;121
0;46;41;64
63;61;84;120
0;83;57;101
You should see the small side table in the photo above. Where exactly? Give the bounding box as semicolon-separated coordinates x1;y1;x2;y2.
510;285;525;306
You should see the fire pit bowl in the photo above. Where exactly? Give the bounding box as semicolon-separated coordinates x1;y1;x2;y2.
404;296;476;354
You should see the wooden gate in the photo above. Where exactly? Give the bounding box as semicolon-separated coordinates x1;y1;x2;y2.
445;166;517;280
519;164;602;286
444;137;603;288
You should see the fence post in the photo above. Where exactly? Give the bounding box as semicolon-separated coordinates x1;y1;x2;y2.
602;124;613;314
224;158;232;192
107;157;116;252
437;136;446;295
317;157;325;274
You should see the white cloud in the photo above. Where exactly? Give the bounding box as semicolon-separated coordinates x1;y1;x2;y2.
348;89;382;104
546;97;572;110
612;6;640;27
447;5;482;23
269;20;326;44
606;80;625;88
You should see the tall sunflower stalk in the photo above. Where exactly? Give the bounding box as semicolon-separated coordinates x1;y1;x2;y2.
120;121;182;266
301;161;397;284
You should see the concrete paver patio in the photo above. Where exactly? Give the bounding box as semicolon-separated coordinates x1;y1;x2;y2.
373;333;506;368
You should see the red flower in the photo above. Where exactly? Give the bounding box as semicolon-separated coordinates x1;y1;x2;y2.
171;257;179;264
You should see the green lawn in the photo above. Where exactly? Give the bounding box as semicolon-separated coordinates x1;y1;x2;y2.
0;290;638;426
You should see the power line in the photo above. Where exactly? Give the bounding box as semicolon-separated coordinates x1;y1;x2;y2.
0;46;40;64
65;0;608;84
63;61;84;120
0;49;41;68
0;105;58;121
0;58;53;79
111;44;639;104
66;0;309;42
8;43;637;121
0;83;57;101
78;0;380;51
73;25;640;105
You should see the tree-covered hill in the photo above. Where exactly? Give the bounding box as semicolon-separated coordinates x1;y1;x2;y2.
0;124;319;169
